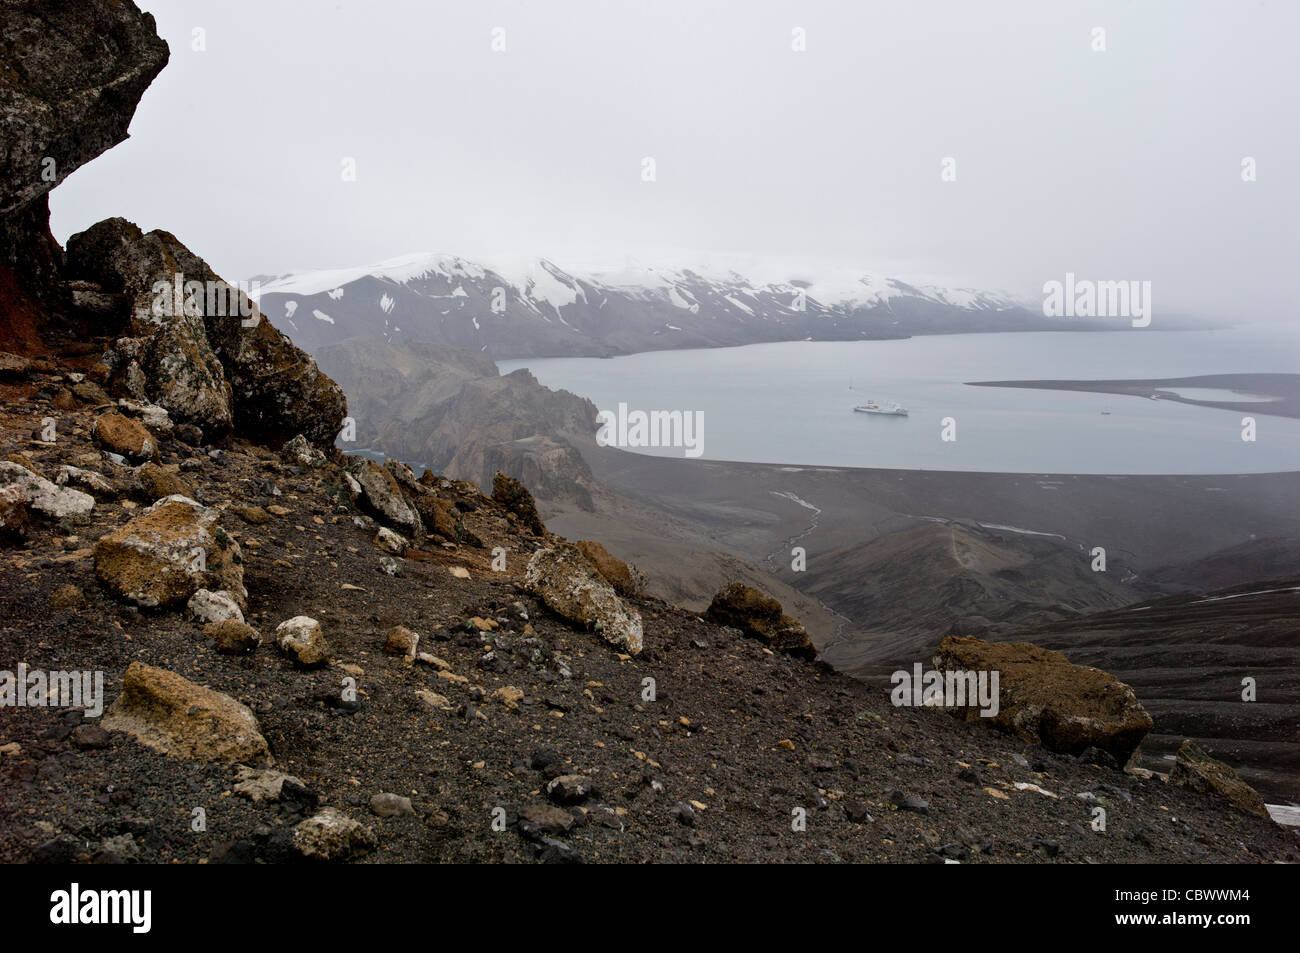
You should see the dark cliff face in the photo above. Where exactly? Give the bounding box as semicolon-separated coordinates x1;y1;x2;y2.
0;0;169;348
0;2;347;450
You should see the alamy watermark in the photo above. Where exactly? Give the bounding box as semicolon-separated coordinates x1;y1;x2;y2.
595;402;704;458
1042;272;1151;327
138;272;261;327
50;883;150;933
890;663;1000;718
0;663;104;717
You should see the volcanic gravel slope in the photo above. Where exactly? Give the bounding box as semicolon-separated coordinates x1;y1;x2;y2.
0;373;1296;864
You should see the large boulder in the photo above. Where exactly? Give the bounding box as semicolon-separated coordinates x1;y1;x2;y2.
0;3;168;219
102;662;268;764
0;0;169;351
350;460;422;537
705;583;816;659
64;218;346;448
931;636;1153;766
1169;740;1269;818
93;495;245;609
492;472;546;536
524;545;643;654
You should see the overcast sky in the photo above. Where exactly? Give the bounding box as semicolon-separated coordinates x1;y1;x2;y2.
50;0;1298;319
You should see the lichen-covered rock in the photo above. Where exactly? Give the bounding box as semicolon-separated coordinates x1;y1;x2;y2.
492;472;546;536
93;495;244;609
274;616;331;667
101;662;268;764
281;434;328;468
0;3;168;219
1170;740;1269;818
524;544;642;654
705;583;816;659
64;219;347;449
187;588;244;625
293;808;375;861
350;460;422;537
375;526;409;555
0;488;29;542
931;635;1153;767
0;462;95;522
91;412;158;463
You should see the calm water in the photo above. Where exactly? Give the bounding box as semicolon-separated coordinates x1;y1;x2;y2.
499;329;1300;474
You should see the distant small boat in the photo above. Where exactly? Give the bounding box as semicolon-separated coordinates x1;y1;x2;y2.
854;399;908;417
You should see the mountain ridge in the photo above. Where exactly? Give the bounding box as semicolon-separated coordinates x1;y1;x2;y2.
250;252;1152;360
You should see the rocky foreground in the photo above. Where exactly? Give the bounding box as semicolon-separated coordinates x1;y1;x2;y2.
0;378;1296;863
1;0;1295;865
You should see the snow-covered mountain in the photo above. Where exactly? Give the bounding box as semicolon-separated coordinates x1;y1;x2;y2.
250;253;1046;359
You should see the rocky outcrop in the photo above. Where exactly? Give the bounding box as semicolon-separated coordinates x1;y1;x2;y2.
1170;741;1270;818
705;583;816;659
0;0;169;350
931;636;1153;766
93;495;245;610
493;472;546;536
102;662;268;764
64;218;346;448
318;338;601;508
524;545;643;654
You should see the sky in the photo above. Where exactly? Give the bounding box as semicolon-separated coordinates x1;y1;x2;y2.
50;0;1299;320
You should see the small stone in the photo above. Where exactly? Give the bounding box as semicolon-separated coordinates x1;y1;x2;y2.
415;690;451;709
517;803;575;835
71;725;110;750
233;766;303;803
492;685;524;708
375;527;409;555
233;505;271;525
546;774;598;805
187;588;245;624
274;616;331;667
50;584;85;610
293;808;375;861
205;619;260;654
137;462;192;501
843;800;873;823
384;625;420;658
887;789;929;813
369;793;415;817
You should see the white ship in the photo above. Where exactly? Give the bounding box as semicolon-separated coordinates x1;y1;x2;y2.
853;399;908;416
